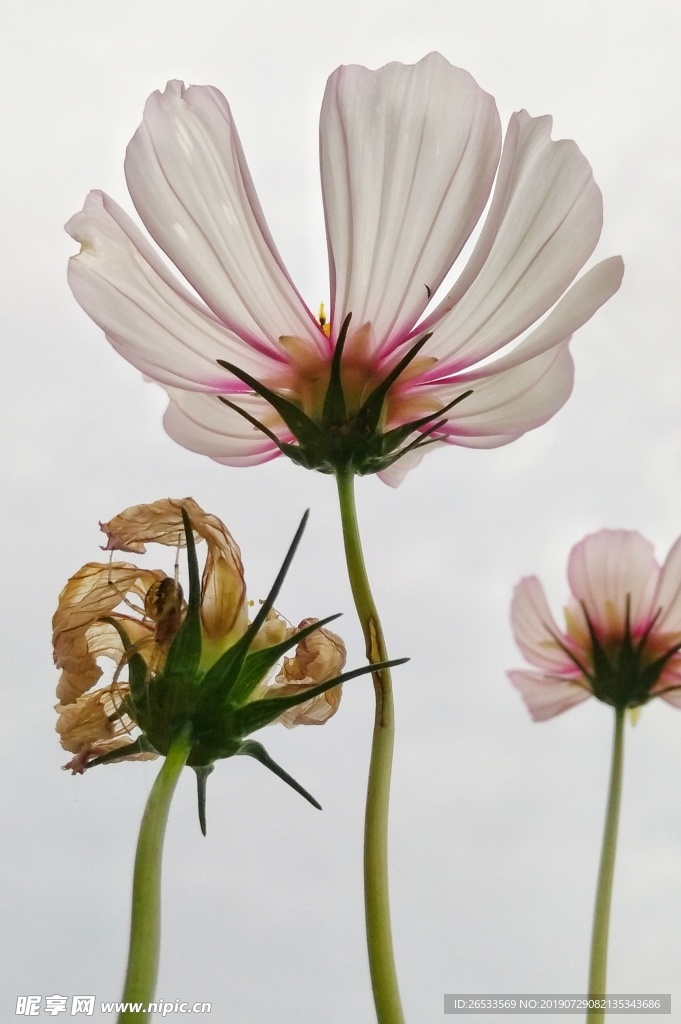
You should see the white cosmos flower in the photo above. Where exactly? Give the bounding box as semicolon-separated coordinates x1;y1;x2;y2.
66;53;623;484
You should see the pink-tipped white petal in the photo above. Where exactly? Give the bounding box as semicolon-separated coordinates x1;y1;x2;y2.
375;448;426;487
163;389;286;466
659;687;681;710
423;338;574;448
463;256;624;373
66;191;281;390
125;81;323;352
411;256;623;447
419;111;605;367
509;670;592;721
510;577;578;673
321;52;501;351
651;535;681;635
566;530;660;638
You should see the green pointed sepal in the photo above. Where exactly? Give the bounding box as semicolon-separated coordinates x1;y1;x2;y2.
349;386;474;475
86;734;159;769
162;507;202;679
216;366;323;468
227;612;342;707
234;656;409;735
193;764;214;836
197;511;311;706
189;735;323;834
100;615;148;721
237;740;322;810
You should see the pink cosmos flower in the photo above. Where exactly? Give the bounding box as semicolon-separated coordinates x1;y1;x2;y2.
66;53;623;484
509;530;681;721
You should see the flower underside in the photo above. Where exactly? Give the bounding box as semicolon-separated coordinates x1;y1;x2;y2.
65;55;625;485
551;598;681;709
509;530;681;721
218;314;473;475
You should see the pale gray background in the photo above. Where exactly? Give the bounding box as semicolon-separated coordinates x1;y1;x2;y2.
3;1;681;1021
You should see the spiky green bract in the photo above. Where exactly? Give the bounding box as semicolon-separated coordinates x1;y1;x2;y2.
102;615;148;717
88;735;159;769
217;316;472;476
234;656;408;735
197;511;311;709
95;509;409;828
237;742;322;809
556;599;681;710
164;507;202;678
193;765;214;836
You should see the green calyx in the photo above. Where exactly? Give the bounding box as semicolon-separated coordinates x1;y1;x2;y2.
556;598;681;710
94;508;408;831
217;314;472;476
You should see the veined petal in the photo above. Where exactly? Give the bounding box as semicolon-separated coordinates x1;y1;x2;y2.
566;530;660;639
376;448;427;488
55;684;134;753
53;562;162;704
67;191;282;390
269;619;346;727
417;109;604;366
321;52;501;350
510;577;579;673
163;390;287;466
658;686;681;710
410;256;623;447
508;670;592;721
651;535;681;635
125;81;324;351
453;256;624;374
421;338;574;448
101;497;249;643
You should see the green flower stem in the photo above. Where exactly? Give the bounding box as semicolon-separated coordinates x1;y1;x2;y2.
587;706;626;1024
118;728;193;1024
335;467;405;1024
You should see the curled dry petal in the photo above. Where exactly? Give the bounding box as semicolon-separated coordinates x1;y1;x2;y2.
270;618;347;727
251;608;289;650
100;496;248;642
55;685;130;754
55;684;156;771
53;562;163;704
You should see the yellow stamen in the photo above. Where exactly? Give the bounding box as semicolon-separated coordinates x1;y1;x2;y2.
318;302;331;337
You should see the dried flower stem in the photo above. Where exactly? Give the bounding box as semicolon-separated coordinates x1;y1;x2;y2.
587;706;625;1023
118;727;193;1024
335;467;404;1024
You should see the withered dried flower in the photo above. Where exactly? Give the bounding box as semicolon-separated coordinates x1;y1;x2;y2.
52;498;399;825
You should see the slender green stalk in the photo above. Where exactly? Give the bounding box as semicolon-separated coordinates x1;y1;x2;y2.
335;467;405;1024
118;728;193;1024
587;706;626;1024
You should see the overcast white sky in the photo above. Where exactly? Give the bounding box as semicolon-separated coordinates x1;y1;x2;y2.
3;1;681;1021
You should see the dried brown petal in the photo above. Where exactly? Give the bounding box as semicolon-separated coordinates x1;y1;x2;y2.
250;608;289;651
55;685;129;753
270;619;346;727
100;497;248;643
53;562;163;704
62;740;158;774
56;684;158;773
